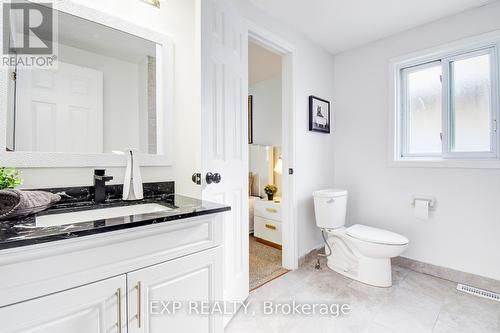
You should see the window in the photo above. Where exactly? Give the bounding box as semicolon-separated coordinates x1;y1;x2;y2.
397;45;499;160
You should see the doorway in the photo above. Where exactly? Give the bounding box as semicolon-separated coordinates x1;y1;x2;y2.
248;40;287;290
247;28;297;290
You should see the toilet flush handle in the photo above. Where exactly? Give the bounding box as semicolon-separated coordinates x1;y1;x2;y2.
327;198;335;204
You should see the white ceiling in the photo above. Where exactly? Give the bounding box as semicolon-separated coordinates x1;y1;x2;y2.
248;0;498;54
249;41;282;85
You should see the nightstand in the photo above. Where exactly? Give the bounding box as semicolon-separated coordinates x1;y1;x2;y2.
254;199;282;249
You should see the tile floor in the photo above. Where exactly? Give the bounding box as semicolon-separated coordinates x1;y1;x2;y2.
226;257;500;333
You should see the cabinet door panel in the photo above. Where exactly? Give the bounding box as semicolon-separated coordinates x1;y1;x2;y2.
0;275;126;333
127;247;223;333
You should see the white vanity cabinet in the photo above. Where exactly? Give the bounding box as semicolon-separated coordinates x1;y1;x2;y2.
0;275;127;333
0;214;224;333
127;247;222;333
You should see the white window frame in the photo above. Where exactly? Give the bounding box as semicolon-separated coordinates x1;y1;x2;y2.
390;31;500;168
442;47;498;159
400;60;443;158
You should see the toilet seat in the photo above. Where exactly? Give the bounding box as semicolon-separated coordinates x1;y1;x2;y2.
346;224;408;245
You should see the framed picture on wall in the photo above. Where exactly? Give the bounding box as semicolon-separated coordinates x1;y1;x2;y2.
248;95;254;143
309;96;330;133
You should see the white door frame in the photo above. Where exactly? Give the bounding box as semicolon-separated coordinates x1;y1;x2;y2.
247;23;298;270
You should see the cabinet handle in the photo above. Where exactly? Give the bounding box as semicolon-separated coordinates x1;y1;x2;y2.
116;288;122;333
265;224;276;230
265;208;278;213
136;281;142;328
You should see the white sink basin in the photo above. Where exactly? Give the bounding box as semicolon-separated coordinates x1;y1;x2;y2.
36;203;171;227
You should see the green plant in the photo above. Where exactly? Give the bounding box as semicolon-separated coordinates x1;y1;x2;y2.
0;167;23;190
264;184;278;195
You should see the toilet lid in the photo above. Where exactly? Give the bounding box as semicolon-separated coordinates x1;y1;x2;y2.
346;224;409;245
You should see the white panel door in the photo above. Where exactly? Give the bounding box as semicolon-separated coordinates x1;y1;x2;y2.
15;61;103;152
0;275;126;333
200;0;249;316
201;0;249;323
127;247;223;333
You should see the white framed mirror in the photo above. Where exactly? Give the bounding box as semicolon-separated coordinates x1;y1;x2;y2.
0;0;173;167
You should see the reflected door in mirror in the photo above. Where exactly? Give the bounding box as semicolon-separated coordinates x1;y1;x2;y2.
15;63;103;153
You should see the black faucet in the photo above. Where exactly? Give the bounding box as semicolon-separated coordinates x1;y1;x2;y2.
93;169;113;204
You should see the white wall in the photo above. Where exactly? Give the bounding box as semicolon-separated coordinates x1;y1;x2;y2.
233;0;336;257
249;79;282;195
17;0;201;198
249;79;282;147
333;2;500;280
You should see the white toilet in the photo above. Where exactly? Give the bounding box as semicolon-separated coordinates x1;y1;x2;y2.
313;189;409;287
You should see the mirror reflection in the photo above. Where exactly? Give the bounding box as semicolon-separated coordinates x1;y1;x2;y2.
6;8;159;154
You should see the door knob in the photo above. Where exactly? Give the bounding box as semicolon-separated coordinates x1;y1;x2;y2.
192;173;201;185
206;172;221;184
213;173;221;183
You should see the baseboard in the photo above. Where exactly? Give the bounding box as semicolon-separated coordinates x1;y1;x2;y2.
254;237;282;250
393;256;500;294
302;248;500;293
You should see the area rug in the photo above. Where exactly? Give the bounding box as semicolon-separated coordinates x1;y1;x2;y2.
249;236;289;290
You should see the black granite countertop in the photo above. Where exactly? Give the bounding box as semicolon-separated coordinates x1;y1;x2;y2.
0;182;230;250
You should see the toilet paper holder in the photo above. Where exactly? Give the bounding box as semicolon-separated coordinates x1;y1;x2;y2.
412;196;435;208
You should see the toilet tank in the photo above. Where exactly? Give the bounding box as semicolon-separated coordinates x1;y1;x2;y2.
313;189;348;229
